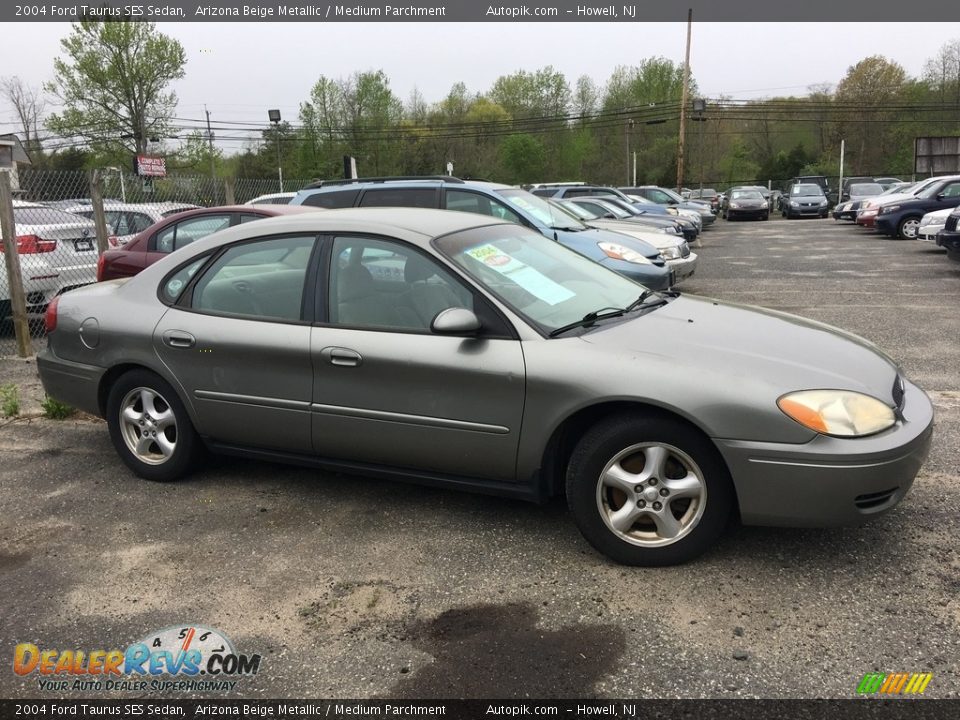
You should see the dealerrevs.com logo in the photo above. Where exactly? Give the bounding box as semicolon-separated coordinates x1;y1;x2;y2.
13;625;261;692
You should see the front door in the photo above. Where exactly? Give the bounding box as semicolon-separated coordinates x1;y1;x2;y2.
310;235;526;482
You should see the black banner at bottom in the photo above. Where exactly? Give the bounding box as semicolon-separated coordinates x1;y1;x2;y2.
3;699;960;720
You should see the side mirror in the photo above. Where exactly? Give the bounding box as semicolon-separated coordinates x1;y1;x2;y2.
936;192;947;201
431;307;481;335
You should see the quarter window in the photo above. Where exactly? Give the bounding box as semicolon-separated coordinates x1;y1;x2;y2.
357;188;437;208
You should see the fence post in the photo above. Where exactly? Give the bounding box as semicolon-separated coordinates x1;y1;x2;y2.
0;171;33;357
224;178;236;206
88;169;110;256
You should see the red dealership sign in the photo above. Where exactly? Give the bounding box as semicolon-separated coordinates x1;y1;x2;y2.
134;155;166;177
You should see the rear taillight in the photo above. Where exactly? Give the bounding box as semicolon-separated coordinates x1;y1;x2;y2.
16;234;57;254
96;254;106;282
45;296;60;334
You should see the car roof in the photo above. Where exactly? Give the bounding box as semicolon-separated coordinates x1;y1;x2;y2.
180;207;515;257
298;178;514;194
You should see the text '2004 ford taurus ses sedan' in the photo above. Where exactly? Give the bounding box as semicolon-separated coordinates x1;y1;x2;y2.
37;208;933;566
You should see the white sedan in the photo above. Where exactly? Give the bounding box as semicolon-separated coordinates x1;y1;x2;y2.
918;207;954;244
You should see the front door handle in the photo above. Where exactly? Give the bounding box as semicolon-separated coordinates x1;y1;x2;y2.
162;330;196;349
321;346;362;367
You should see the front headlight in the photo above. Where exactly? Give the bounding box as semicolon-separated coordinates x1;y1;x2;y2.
777;390;896;437
660;246;682;260
666;207;678;215
880;205;900;214
919;216;933;227
729;202;741;209
597;242;652;264
819;200;827;206
841;203;851;211
790;200;799;207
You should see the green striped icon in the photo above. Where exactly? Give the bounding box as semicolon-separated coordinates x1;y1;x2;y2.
857;672;932;695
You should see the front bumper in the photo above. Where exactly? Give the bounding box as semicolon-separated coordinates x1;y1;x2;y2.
918;224;945;242
937;229;960;259
715;378;933;527
728;208;768;219
856;212;877;228
875;215;899;236
666;253;697;282
37;347;106;418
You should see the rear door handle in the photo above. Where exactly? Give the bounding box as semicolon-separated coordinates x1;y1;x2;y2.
162;330;196;349
321;346;362;367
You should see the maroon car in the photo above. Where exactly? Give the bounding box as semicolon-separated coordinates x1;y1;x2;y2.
96;205;319;281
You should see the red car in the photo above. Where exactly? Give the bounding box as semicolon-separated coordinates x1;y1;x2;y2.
97;205;319;281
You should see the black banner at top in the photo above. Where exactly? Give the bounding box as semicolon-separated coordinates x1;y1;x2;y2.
4;0;960;22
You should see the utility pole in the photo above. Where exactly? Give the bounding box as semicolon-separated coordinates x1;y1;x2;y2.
625;119;634;186
205;106;216;181
676;8;693;192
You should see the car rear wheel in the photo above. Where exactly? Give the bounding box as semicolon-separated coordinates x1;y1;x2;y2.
106;369;201;482
898;217;920;240
566;414;734;566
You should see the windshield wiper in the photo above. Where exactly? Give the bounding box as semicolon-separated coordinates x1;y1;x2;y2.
548;306;627;337
625;288;681;312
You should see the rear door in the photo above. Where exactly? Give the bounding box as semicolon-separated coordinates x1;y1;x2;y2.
154;233;319;453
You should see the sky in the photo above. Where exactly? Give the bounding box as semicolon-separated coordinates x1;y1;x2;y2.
1;21;959;152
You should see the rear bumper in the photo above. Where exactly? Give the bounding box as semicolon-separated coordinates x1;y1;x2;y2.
36;346;106;418
715;379;933;527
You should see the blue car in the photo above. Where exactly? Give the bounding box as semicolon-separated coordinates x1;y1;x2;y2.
874;175;960;240
292;177;674;289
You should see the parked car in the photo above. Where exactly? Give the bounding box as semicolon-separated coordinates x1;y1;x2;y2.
935;206;960;261
687;188;720;212
529;184;701;231
874;175;960;239
787;175;831;204
37;208;934;566
550;199;698;282
1;239;59;320
61;201;199;247
244;192;297;206
781;184;829;219
566;196;697;243
621;186;716;226
96;205;319;281
917;207;954;243
721;188;769;220
292;177;674;289
832;183;884;221
9;200;99;300
856;182;920;228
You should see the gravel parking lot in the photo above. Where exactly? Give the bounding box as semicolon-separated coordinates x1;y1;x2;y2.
1;216;958;700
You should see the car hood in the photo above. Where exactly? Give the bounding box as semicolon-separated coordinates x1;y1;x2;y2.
580;295;899;403
554;226;659;259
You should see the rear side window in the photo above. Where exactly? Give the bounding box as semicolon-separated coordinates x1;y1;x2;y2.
300;189;359;208
358;188;437;208
155;214;233;253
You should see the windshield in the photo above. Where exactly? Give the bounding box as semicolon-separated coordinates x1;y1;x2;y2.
881;183;913;195
658;188;684;203
917;179;959;199
435;225;646;334
790;184;824;197
554;199;598;220
494;188;585;231
849;183;883;196
589;198;634;218
731;190;763;200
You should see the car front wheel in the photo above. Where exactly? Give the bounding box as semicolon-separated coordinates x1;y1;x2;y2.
898;217;920;240
566;414;734;566
106;369;201;482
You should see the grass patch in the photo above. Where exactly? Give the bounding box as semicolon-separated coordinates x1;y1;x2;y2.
0;384;19;417
41;395;75;420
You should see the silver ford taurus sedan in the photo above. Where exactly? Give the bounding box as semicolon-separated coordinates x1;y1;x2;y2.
37;208;934;566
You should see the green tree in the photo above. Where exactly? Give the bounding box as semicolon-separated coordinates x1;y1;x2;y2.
45;19;186;160
500;134;546;184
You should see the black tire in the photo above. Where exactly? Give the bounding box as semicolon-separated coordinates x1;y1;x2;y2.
897;216;921;240
566;413;735;566
106;369;201;482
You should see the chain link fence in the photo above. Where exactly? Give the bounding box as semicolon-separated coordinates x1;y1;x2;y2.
1;169;311;357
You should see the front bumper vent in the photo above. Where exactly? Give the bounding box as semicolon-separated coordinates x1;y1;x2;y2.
855;487;899;511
